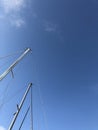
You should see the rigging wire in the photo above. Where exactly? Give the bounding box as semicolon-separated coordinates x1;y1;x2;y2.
0;78;13;109
0;50;23;60
1;78;13;97
0;84;26;110
0;60;12;69
30;86;33;130
35;85;49;130
29;51;49;130
39;87;48;130
0;67;25;107
18;106;30;130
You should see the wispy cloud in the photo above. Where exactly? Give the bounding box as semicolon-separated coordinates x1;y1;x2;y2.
10;18;25;27
1;0;25;13
0;0;27;27
0;126;6;130
43;21;57;32
40;19;64;42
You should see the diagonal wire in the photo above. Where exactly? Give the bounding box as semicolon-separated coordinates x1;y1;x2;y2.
19;106;30;130
30;85;33;130
0;85;26;110
36;85;49;130
0;50;23;60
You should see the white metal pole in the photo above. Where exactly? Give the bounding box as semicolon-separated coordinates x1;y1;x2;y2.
0;48;31;81
8;83;32;130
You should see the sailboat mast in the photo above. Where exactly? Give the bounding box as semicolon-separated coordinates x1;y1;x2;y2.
18;85;33;130
0;48;31;81
8;83;32;130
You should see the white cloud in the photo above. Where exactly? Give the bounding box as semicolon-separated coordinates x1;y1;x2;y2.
42;20;64;42
1;0;25;13
10;18;25;27
0;126;6;130
0;0;27;27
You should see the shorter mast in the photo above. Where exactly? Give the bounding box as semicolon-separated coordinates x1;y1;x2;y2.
8;83;32;130
0;48;31;81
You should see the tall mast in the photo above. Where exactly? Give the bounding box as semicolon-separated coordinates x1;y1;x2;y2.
0;48;31;81
18;85;33;130
8;83;32;130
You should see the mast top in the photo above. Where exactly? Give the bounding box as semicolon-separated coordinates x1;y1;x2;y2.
0;48;32;81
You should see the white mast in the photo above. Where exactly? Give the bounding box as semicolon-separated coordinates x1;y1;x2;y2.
8;83;32;130
0;48;31;81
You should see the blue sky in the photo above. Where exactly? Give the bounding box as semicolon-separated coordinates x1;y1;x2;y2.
0;0;98;130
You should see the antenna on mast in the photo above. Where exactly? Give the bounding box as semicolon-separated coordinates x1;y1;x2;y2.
0;48;31;81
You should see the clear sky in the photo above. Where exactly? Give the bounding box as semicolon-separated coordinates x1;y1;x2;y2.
0;0;98;130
